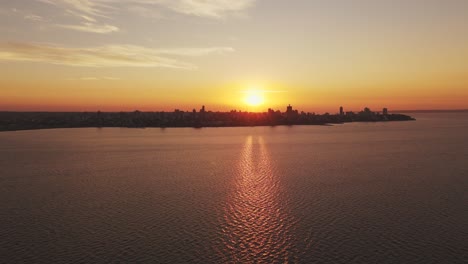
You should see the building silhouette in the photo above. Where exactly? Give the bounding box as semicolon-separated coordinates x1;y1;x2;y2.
0;104;415;131
383;108;388;115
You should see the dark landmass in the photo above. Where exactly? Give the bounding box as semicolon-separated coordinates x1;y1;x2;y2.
0;105;415;132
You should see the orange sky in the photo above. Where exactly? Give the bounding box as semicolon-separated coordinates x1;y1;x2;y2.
1;0;467;112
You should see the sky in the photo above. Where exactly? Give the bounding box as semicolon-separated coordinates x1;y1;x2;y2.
1;0;468;112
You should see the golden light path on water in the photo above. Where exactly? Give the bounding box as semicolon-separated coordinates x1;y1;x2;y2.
219;136;298;263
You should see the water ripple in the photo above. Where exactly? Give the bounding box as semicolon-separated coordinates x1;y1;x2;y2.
218;136;297;263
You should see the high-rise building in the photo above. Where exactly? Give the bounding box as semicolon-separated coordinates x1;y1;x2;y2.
383;108;388;115
286;104;293;114
340;106;344;116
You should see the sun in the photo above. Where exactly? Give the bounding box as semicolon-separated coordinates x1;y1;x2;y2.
244;91;265;106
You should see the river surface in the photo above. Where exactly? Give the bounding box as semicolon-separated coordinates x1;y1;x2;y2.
1;113;467;263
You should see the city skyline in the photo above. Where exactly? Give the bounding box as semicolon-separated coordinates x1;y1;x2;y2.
0;103;414;132
1;1;468;112
0;101;421;115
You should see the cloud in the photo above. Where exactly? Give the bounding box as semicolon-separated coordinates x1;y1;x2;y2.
151;0;257;18
156;47;235;56
34;0;257;34
57;23;119;34
240;90;288;93
79;77;99;81
0;42;234;69
24;15;45;22
37;0;112;18
36;0;116;34
38;0;257;19
1;7;46;22
66;76;121;81
127;6;163;19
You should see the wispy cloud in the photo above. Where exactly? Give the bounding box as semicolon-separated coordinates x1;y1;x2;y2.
240;90;288;93
37;0;112;18
127;6;163;19
24;14;45;22
36;0;116;34
66;76;121;81
103;76;121;80
57;23;119;34
33;0;257;34
156;47;235;56
2;7;46;22
0;42;234;69
148;0;257;18
38;0;257;19
78;77;99;81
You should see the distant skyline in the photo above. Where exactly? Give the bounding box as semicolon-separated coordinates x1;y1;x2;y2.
1;0;468;112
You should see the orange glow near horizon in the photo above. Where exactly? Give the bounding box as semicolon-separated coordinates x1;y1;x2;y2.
1;75;468;113
2;83;468;113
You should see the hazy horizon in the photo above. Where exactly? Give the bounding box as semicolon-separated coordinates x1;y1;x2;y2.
1;106;468;114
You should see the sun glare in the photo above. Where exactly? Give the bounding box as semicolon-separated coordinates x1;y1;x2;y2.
244;91;265;106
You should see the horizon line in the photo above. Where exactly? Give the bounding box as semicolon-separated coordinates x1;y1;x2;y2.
1;108;468;114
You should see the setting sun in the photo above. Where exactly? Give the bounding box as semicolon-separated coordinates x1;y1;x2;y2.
244;91;265;106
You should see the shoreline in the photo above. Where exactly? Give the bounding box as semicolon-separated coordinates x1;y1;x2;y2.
0;119;416;133
0;108;415;132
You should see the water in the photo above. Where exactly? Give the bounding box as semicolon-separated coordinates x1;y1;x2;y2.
1;113;467;263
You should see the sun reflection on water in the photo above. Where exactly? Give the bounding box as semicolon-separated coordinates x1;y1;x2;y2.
219;136;296;263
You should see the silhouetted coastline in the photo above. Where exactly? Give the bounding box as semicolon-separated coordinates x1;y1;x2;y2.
0;105;415;132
